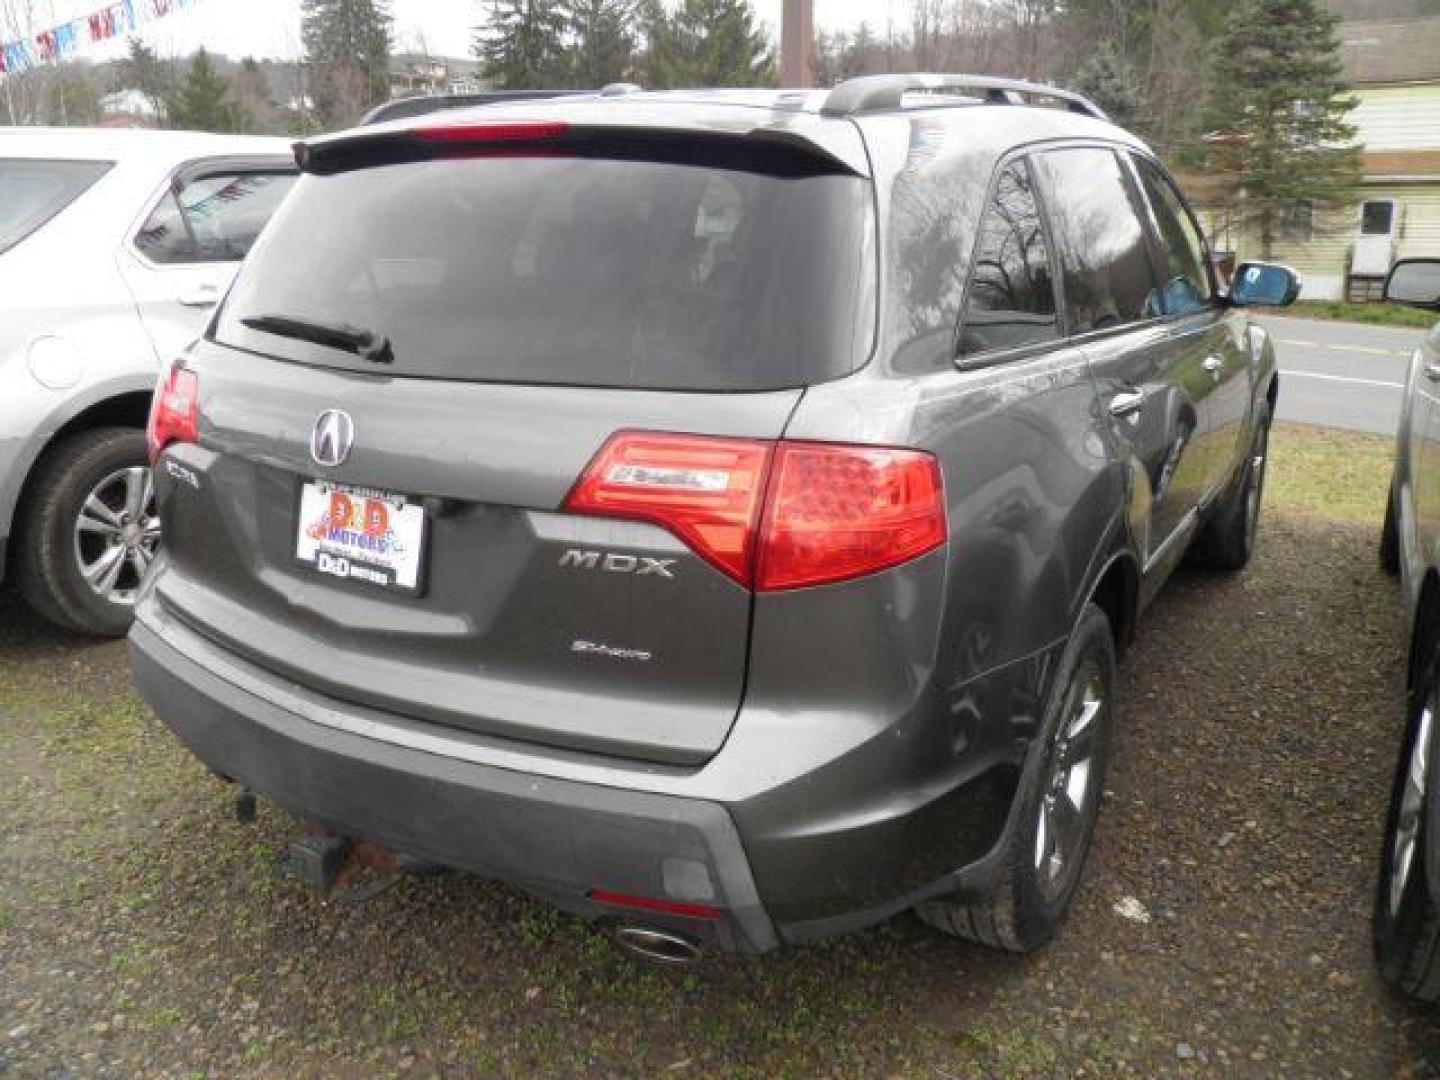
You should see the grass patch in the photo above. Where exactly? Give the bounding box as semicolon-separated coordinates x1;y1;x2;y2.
1286;299;1436;330
1266;422;1392;526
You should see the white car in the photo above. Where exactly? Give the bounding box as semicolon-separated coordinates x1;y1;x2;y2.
0;127;295;635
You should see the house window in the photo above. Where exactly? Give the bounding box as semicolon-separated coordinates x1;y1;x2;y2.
1279;202;1313;243
1361;200;1395;236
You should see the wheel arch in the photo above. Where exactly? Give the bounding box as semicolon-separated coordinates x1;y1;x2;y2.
2;381;153;576
1408;567;1440;695
1087;550;1140;659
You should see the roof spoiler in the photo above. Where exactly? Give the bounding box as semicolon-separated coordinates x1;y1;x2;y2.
295;119;870;179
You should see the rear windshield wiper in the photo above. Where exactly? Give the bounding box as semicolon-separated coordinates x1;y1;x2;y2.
240;313;394;364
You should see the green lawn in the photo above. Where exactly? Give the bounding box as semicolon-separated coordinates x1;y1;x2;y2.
1266;422;1393;526
1286;299;1437;330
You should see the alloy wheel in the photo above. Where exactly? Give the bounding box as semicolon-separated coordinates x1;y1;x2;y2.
1035;659;1105;902
1390;697;1434;918
72;466;160;606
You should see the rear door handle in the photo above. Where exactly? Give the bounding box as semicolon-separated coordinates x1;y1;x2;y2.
1109;388;1145;419
1202;354;1225;378
1424;361;1440;382
177;283;221;308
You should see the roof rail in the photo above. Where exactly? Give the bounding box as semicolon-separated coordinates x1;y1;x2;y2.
820;74;1108;121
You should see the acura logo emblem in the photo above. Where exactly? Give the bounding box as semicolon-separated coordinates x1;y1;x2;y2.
310;409;354;467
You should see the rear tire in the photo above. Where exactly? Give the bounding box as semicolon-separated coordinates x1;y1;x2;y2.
918;603;1117;952
1374;654;1440;1001
1191;404;1271;571
1381;480;1401;576
15;428;156;638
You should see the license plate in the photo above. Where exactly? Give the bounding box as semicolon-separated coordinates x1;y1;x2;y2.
294;480;427;594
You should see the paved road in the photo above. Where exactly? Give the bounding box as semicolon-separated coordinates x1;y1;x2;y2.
1261;315;1431;436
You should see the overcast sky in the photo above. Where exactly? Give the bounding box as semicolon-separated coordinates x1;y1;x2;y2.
20;0;898;63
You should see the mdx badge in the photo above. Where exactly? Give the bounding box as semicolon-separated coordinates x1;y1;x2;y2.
559;549;676;578
310;409;355;468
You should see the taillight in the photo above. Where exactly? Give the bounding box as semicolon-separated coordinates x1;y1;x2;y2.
146;362;198;464
563;432;946;591
756;443;947;591
563;432;771;585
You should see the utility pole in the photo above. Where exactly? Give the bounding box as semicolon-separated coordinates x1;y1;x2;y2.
780;0;813;88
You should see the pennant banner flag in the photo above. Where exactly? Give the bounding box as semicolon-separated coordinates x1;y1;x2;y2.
2;0;203;76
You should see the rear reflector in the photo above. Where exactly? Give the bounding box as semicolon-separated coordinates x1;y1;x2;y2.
587;889;722;922
146;362;199;464
564;431;946;591
414;120;570;144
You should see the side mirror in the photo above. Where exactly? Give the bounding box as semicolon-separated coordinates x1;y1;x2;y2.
1385;259;1440;309
1230;262;1301;307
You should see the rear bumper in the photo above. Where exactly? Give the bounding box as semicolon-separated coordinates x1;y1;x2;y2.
130;590;1031;951
129;612;778;953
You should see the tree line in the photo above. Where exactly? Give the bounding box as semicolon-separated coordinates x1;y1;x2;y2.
0;0;1394;256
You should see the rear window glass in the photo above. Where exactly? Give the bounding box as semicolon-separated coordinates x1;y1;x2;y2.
0;158;112;254
215;156;876;391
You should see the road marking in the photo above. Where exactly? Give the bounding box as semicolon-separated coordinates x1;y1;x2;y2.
1280;370;1403;389
1277;338;1413;357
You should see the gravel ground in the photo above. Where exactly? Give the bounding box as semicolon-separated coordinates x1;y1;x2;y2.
2;423;1439;1077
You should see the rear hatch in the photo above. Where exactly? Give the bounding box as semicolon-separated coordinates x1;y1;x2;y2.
153;115;875;766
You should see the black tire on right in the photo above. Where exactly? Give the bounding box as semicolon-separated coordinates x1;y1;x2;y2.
1374;657;1440;1001
15;427;150;638
1190;404;1270;571
1381;480;1401;576
917;603;1117;952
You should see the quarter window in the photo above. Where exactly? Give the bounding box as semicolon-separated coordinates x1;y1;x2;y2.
1132;156;1213;316
0;158;112;254
1032;148;1160;334
135;171;294;265
957;160;1059;356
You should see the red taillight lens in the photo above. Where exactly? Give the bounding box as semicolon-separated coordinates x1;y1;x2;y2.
146;363;198;464
755;443;947;591
564;432;947;591
414;120;570;144
563;432;772;586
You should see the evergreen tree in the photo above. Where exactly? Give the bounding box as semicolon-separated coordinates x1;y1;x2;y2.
478;0;572;90
1204;0;1361;258
642;0;773;89
121;38;173;126
1071;42;1143;132
166;49;244;132
567;0;635;87
301;0;392;128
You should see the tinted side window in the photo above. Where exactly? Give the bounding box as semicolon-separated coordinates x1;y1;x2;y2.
957;160;1058;357
136;172;294;265
1032;148;1159;334
1132;156;1213;316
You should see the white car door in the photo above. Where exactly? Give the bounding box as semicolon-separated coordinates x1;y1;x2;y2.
116;156;296;363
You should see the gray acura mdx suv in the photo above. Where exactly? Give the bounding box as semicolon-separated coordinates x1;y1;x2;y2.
130;75;1297;959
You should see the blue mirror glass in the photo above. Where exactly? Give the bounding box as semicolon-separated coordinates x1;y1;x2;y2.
1231;262;1300;307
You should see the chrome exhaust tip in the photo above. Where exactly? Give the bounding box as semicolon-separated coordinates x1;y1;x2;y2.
614;925;703;964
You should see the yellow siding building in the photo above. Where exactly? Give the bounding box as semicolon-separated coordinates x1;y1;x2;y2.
1195;16;1440;301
